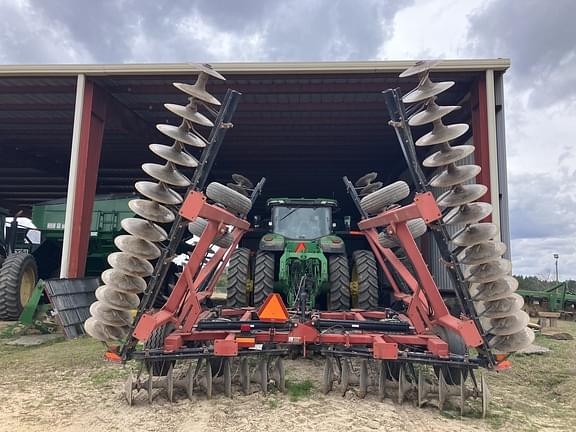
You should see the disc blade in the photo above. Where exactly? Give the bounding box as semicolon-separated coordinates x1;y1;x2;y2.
121;218;168;242
114;235;161;260
489;328;535;353
149;143;199;168
465;258;512;283
458;241;507;265
355;172;378;187
230;173;253;189
360;181;383;196
443;202;493;225
156;124;208;148
164;103;214;127
101;268;146;294
85;317;129;342
429;164;481;188
415;123;469;147
403;80;454;104
423;144;475;167
135;181;182;205
142;162;191;187
108;252;154;277
95;285;140;310
437;184;488;208
469;276;519;301
409;103;460;126
191;63;226;81
399;60;440;78
173;82;221;106
488;310;530;336
478;293;524;319
90;301;132;327
452;222;498;247
128;199;174;224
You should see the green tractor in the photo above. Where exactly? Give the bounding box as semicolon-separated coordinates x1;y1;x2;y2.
226;198;379;311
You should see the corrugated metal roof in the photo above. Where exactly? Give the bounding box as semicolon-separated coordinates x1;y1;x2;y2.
0;62;498;213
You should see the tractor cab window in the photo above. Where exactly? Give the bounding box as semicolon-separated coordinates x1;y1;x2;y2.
271;206;332;239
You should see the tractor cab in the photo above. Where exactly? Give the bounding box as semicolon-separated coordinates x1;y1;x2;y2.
268;198;336;240
260;198;345;256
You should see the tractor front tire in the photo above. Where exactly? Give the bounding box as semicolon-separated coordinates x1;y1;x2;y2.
328;255;350;311
253;251;274;307
0;253;38;320
226;248;251;308
352;250;379;310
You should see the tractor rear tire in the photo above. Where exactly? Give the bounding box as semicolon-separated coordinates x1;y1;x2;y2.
352;251;379;310
226;248;251;308
0;253;38;320
328;255;350;311
145;323;175;376
360;181;410;215
253;251;274;307
206;182;252;216
188;217;234;248
433;326;468;385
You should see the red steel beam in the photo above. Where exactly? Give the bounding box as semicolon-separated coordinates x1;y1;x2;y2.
471;75;492;220
67;80;107;277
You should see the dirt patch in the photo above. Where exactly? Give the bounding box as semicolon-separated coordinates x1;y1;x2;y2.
1;321;575;432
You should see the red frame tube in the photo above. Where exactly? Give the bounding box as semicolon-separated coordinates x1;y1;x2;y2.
132;189;483;361
132;191;250;342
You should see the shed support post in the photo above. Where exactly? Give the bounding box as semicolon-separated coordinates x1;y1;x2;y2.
60;77;107;278
472;75;500;236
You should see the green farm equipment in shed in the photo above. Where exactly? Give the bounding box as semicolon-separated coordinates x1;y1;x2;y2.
0;195;134;320
31;195;134;279
226;197;380;312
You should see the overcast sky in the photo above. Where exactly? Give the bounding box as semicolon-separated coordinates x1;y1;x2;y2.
1;0;575;279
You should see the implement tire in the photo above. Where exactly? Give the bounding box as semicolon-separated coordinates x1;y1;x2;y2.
377;218;427;248
253;251;274;307
144;323;175;376
434;326;468;385
226;248;251;308
0;253;38;320
328;255;350;311
352;250;379;310
360;181;410;215
206;182;252;215
188;217;234;248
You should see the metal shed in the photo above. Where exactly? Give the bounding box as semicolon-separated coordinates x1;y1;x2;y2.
0;60;510;279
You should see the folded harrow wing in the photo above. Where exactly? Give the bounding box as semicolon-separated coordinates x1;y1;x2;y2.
84;62;532;417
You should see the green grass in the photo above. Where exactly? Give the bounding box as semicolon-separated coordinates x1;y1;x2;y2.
0;335;106;371
483;321;576;430
285;379;314;402
88;367;129;386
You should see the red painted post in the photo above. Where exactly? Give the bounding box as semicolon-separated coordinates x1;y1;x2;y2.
67;80;107;277
471;75;492;220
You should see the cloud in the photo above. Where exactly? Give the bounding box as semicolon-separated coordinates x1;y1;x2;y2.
378;0;485;59
1;0;575;279
0;0;93;63
0;0;411;64
467;0;576;107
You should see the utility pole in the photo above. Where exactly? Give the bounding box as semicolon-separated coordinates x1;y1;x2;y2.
553;253;559;282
